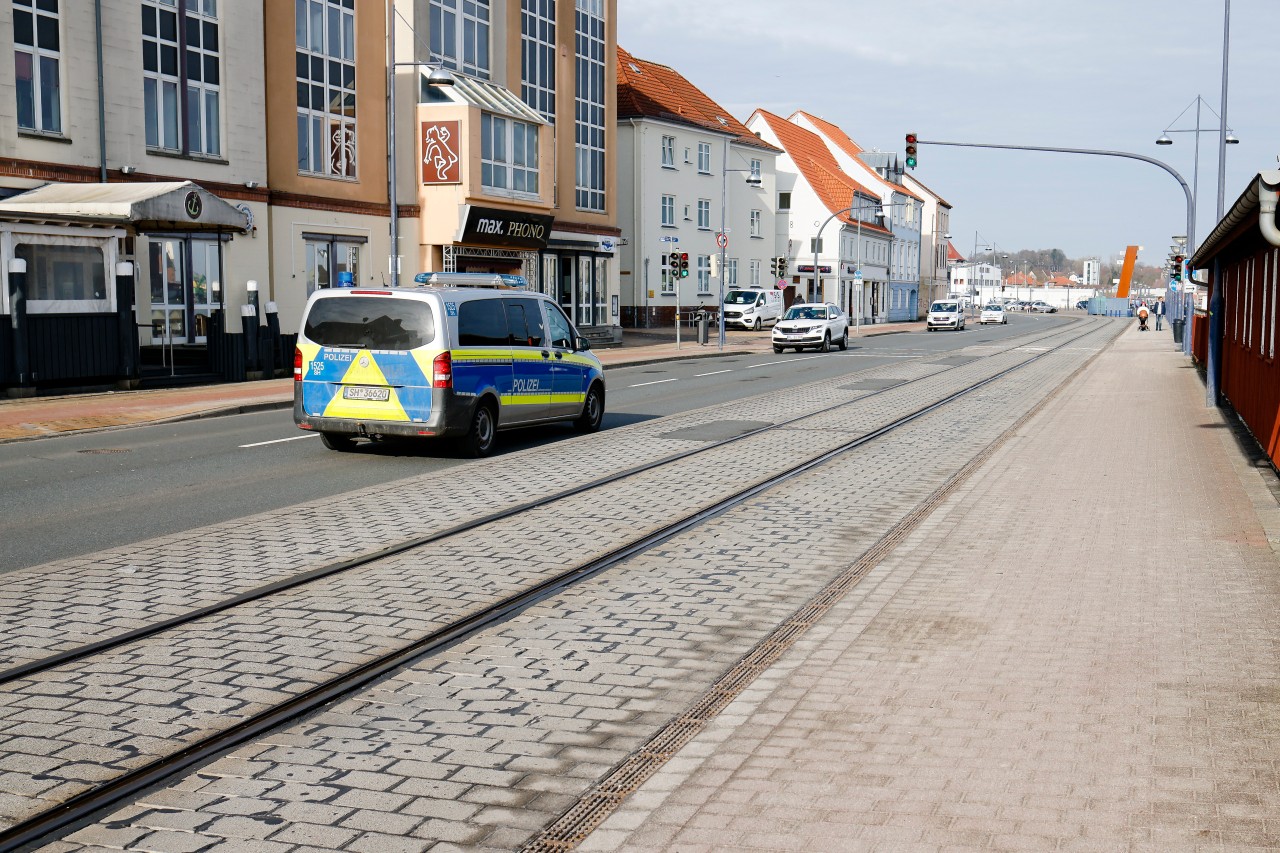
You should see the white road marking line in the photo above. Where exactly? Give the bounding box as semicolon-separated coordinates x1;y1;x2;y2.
240;434;319;448
628;378;680;388
694;369;733;377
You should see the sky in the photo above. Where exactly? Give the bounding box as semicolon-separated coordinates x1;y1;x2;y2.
619;0;1277;272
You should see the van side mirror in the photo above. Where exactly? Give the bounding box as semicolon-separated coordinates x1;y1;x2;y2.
576;336;591;351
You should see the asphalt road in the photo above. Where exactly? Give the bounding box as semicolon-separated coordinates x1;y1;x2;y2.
0;314;1068;572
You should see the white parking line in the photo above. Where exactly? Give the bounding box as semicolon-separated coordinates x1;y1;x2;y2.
628;378;680;388
240;434;319;448
694;369;733;377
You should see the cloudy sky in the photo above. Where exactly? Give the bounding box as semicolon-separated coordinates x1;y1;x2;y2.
620;0;1276;271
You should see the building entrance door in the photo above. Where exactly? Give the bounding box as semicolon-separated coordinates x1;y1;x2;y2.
149;239;187;344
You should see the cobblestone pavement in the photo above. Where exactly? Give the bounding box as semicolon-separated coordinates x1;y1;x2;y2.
19;321;1123;850
0;322;1082;672
573;325;1280;851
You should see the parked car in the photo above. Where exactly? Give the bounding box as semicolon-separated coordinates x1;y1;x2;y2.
926;299;965;331
772;302;848;352
979;304;1007;325
1075;299;1090;311
1030;301;1057;313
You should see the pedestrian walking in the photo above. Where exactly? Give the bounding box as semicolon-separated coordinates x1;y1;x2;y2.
1154;296;1166;331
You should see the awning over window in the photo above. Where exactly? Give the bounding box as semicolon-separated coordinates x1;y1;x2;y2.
420;72;546;125
0;181;250;232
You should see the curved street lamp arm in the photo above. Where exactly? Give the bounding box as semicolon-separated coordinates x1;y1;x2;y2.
916;139;1194;251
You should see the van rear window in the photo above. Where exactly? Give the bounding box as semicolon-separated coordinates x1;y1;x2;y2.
303;297;435;350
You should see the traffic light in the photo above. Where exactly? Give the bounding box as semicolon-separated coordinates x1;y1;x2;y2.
905;132;918;169
778;257;787;277
1170;254;1184;281
769;257;779;277
678;252;690;278
668;251;680;270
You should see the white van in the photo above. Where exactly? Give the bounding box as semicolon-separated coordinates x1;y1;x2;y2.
294;273;605;457
722;287;783;330
926;299;965;331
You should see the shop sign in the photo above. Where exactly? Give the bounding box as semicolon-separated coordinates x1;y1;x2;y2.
421;120;461;184
459;205;553;250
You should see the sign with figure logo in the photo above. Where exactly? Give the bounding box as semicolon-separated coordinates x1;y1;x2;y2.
420;120;461;184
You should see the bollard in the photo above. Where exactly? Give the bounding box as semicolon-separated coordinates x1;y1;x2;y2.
8;258;29;388
697;311;709;346
115;261;136;378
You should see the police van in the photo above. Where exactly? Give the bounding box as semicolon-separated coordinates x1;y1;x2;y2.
294;273;605;457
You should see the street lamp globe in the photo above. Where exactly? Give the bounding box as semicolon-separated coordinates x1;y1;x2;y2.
1156;133;1173;146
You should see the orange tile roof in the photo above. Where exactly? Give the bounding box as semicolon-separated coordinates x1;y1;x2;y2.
617;47;779;153
751;109;891;234
947;241;965;262
791;111;924;203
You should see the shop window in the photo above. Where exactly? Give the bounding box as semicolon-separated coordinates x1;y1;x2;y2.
16;242;107;308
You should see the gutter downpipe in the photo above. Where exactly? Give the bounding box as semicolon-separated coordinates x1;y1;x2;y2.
95;0;107;181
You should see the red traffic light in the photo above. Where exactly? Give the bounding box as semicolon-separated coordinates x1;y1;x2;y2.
905;132;918;144
679;252;689;262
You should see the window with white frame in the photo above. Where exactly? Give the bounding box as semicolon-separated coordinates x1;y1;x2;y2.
750;158;761;180
727;258;738;286
481;113;540;196
574;0;606;211
661;135;675;168
778;191;791;210
520;0;554;121
749;258;760;286
749;209;761;237
697;199;711;229
296;0;356;178
697;255;710;292
660;253;675;294
430;0;490;79
143;0;221;156
13;0;61;133
660;195;675;227
697;142;711;174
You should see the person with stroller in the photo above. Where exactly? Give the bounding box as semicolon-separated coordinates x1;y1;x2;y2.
1136;301;1150;332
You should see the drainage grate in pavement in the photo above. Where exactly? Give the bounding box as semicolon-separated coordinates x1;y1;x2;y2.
77;448;131;454
658;420;773;442
839;378;905;391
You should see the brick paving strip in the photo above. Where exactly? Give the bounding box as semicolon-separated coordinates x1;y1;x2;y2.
573;326;1280;851
0;322;1081;672
20;323;1123;851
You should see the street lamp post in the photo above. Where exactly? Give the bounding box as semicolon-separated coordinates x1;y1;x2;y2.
387;7;455;288
812;199;901;336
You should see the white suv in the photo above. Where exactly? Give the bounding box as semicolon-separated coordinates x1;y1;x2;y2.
772;302;848;352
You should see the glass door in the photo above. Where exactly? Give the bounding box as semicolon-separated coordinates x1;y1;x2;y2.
190;239;221;342
593;257;608;324
558;255;575;320
149;239;187;344
577;256;593;326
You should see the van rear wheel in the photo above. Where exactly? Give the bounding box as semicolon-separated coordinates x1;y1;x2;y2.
462;402;497;458
320;432;357;452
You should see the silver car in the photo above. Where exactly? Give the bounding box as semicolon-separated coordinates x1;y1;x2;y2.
772;303;849;352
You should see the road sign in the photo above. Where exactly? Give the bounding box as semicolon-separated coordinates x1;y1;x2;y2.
659;236;679;243
715;232;728;249
1170;283;1179;293
853;270;864;281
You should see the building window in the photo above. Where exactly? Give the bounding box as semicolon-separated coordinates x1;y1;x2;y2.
697;255;710;293
727;258;738;286
749;258;760;286
697;199;711;229
750;158;761;180
660;253;675;294
778;191;791;210
660;194;675;227
13;0;61;133
661;135;675;168
749;209;761;237
296;0;356;178
481;113;540;196
574;0;606;212
431;0;490;79
520;0;554;121
304;234;364;294
142;0;220;156
697;142;711;174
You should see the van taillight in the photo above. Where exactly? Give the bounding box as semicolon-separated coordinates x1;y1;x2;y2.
293;347;303;381
432;351;452;388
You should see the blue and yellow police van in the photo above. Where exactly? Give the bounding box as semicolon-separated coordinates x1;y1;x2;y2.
293;273;605;456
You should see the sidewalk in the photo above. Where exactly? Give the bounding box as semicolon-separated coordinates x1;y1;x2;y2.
0;321;922;443
580;323;1280;851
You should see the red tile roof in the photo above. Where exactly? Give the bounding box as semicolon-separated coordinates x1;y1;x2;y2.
617;47;779;153
751;109;890;233
791;111;924;203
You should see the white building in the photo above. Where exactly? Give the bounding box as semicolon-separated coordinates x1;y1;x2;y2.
615;48;779;327
746;109;893;322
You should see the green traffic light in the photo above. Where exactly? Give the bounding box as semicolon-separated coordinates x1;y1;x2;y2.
906;156;917;169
